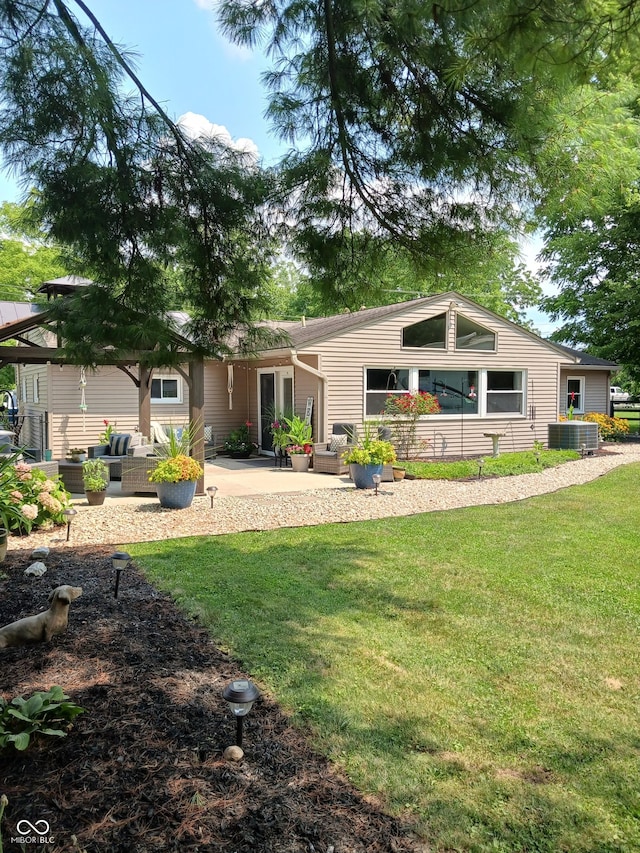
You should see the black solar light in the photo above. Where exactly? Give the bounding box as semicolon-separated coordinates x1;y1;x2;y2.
372;473;381;496
477;458;485;479
63;507;77;541
222;679;260;748
111;551;131;599
206;485;218;508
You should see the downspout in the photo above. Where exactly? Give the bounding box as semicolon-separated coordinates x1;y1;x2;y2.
290;350;329;443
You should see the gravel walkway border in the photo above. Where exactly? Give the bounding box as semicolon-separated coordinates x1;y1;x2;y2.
10;444;640;550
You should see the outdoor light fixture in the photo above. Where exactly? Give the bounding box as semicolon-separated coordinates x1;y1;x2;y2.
372;473;381;496
477;457;485;479
63;508;77;541
580;443;587;458
222;679;260;748
111;551;131;599
206;485;218;508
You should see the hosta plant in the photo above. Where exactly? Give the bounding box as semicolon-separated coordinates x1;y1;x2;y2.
0;686;85;752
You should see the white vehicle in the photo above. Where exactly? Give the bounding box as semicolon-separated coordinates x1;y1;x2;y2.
610;386;630;402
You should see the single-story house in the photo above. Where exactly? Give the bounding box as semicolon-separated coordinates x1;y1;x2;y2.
0;287;617;461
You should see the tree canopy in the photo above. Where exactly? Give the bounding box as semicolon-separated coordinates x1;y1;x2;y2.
535;66;640;378
219;0;640;289
0;0;279;366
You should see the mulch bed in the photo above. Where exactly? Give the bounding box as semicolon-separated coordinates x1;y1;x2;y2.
0;545;424;853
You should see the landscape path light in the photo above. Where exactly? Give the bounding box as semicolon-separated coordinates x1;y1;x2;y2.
63;507;77;541
206;485;218;508
477;458;485;479
222;679;260;748
372;473;381;496
111;551;131;599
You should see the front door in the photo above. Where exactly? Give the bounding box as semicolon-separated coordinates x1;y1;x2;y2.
258;368;293;454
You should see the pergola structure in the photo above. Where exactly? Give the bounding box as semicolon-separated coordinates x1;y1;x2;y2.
0;277;207;493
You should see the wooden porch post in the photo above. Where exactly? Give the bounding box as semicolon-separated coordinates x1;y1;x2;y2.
189;356;205;495
138;365;151;445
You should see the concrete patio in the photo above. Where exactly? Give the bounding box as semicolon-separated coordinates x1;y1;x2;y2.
69;454;354;505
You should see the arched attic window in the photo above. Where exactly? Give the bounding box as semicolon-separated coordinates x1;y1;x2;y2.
402;313;447;349
455;314;496;351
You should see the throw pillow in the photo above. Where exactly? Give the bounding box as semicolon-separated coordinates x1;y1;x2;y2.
109;433;131;457
329;433;348;452
204;424;213;442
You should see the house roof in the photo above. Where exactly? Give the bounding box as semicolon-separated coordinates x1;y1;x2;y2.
0;301;48;341
553;342;618;368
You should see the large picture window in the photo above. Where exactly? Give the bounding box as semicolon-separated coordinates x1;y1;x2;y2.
365;367;525;416
418;370;479;415
151;375;181;403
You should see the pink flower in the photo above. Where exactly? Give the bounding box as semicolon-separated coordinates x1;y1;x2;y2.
21;504;38;520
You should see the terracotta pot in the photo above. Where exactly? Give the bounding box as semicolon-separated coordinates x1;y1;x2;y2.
392;467;406;481
85;490;106;506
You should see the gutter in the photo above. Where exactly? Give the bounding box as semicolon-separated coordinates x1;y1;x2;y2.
290;350;329;443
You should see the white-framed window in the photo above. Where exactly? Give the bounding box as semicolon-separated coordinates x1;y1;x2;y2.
32;375;39;403
365;367;525;416
151;375;182;403
567;376;585;414
21;377;27;402
402;314;447;349
455;315;496;351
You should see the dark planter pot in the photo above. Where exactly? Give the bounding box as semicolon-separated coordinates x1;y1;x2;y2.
230;450;252;459
156;480;197;509
350;462;383;489
0;527;7;562
85;490;106;506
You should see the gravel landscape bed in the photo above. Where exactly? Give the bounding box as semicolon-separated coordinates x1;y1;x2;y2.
11;444;640;550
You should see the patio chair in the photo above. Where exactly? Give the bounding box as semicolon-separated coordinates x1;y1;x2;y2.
313;423;356;476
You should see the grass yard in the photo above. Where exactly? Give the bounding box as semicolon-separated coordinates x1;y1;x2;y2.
127;463;640;852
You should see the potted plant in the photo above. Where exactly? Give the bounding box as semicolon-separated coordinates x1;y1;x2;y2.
68;447;87;463
223;421;256;459
148;454;204;509
269;415;292;465
82;459;109;506
342;424;397;488
284;415;313;472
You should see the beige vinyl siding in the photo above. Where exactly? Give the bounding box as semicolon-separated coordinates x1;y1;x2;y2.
560;368;610;416
43;365;189;458
203;361;250;447
296;296;573;456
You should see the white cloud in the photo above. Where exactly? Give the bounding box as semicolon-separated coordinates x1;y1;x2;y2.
177;112;260;161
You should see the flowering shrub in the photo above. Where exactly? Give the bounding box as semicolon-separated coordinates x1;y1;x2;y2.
581;412;630;442
148;454;203;483
0;458;71;534
383;391;441;459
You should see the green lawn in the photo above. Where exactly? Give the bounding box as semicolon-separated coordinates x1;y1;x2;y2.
126;463;640;852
